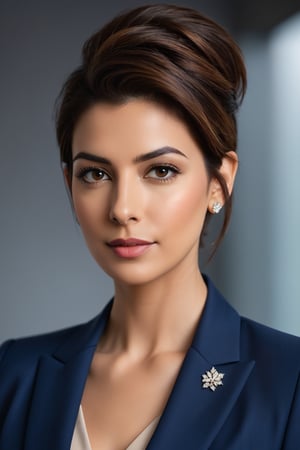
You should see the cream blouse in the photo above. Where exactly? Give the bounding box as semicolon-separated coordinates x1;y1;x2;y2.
70;406;160;450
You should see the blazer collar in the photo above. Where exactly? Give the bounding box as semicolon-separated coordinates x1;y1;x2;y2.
42;275;239;366
24;301;113;450
191;275;240;364
53;300;113;363
147;275;255;449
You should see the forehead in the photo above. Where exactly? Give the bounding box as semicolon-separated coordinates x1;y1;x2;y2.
72;99;203;161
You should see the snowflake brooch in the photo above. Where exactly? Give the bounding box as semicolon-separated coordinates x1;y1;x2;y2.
202;366;225;391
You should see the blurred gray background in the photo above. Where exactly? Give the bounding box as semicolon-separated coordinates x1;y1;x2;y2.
1;0;299;342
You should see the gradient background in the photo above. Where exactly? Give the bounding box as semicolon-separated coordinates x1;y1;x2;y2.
1;0;299;343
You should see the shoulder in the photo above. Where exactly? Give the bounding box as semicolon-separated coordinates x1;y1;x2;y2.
239;315;300;411
204;275;300;370
0;315;100;372
239;317;300;444
0;297;113;378
240;315;300;367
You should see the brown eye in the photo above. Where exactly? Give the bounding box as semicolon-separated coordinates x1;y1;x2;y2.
155;167;169;178
86;170;106;182
77;167;110;184
146;165;179;181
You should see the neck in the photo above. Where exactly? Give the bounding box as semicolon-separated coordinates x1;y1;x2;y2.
98;265;207;358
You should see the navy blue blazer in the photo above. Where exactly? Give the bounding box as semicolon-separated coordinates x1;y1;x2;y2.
1;277;300;450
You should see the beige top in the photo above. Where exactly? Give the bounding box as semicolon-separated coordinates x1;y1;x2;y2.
70;406;160;450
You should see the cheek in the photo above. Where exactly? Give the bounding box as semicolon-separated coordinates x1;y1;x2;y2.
154;180;209;233
72;191;105;229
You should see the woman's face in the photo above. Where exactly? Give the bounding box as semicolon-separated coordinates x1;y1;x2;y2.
71;99;221;286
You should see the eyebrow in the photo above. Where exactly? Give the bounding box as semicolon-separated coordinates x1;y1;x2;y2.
72;146;188;165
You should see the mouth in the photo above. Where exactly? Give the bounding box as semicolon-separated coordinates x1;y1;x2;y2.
107;238;155;258
107;238;154;247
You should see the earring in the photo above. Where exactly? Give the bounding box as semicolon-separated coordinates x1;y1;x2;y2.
212;202;222;214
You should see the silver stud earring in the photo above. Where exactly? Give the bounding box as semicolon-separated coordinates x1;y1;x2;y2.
212;202;222;214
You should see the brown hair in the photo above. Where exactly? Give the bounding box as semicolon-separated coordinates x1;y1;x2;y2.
56;4;246;252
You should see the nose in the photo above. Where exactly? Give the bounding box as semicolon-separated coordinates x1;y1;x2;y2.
109;174;141;225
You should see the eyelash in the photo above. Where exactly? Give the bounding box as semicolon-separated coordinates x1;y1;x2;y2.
75;166;110;184
145;164;181;182
75;164;181;185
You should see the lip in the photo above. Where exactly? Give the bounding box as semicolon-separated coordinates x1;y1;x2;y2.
108;238;153;247
107;238;155;258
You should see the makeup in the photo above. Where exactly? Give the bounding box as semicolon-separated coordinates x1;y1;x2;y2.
107;239;155;259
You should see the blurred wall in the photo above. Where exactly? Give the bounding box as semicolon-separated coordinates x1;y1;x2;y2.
210;13;300;336
0;0;299;342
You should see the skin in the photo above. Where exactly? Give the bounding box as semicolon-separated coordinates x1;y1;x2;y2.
69;99;237;450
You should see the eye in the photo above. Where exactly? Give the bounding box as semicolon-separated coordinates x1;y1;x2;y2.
76;167;110;184
146;165;180;181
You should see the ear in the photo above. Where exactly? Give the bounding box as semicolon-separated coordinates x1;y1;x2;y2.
219;150;238;196
63;165;72;196
209;151;238;210
63;165;79;224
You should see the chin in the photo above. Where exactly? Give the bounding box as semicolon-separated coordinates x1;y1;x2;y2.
94;258;163;287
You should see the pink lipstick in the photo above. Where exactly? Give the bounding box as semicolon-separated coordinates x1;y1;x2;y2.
107;238;154;258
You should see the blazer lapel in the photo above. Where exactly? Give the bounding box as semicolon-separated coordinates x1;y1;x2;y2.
147;277;255;450
24;301;112;450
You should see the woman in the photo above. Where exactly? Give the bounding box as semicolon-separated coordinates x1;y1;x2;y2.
0;4;299;450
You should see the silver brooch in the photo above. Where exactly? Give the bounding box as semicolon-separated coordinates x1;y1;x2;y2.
202;366;225;391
